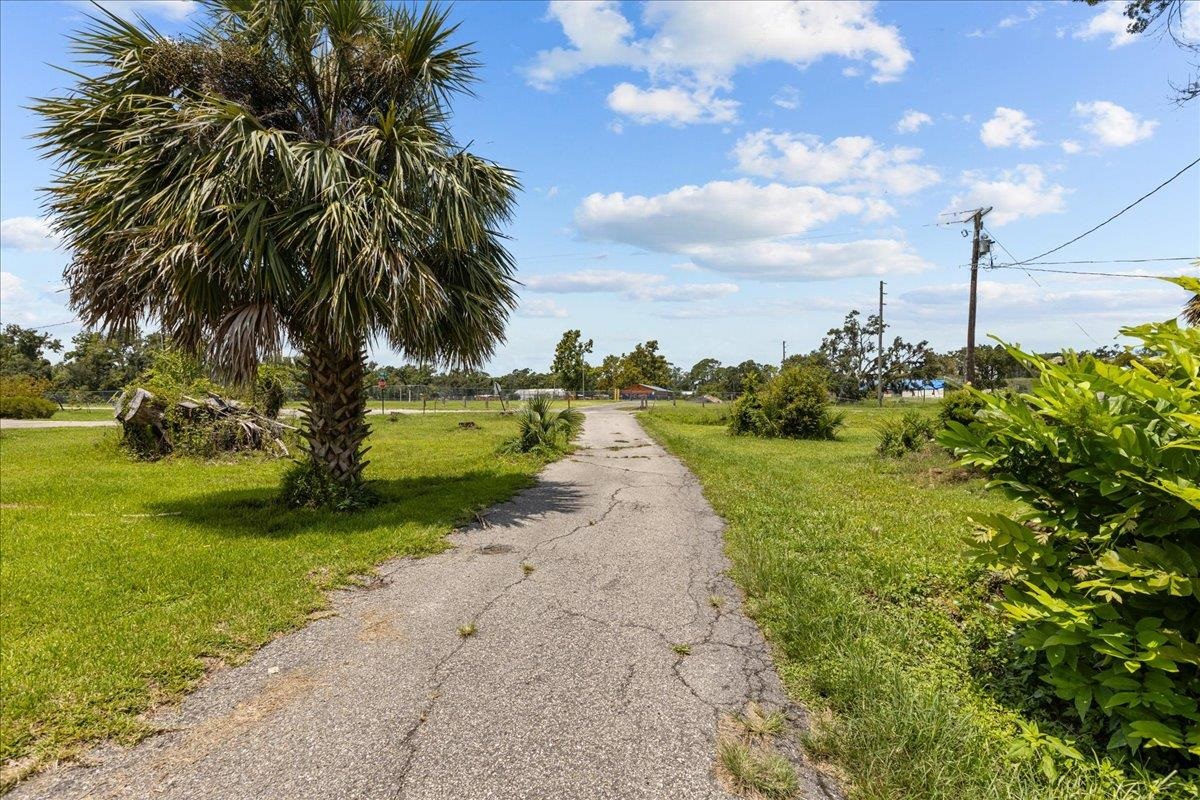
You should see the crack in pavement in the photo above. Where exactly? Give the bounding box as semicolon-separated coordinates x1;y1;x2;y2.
12;406;837;800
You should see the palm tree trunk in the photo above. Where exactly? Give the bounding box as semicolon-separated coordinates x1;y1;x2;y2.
300;343;370;486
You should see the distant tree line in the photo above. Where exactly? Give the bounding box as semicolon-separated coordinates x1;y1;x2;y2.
0;313;1132;404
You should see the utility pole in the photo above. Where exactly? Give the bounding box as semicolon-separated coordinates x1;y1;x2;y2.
965;207;992;386
876;281;885;407
781;340;787;370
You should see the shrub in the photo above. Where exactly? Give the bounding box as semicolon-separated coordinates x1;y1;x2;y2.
939;321;1200;763
729;365;843;440
728;380;772;437
280;460;376;510
135;348;218;404
938;388;987;428
501;395;584;455
876;410;937;457
0;375;57;419
0;395;58;419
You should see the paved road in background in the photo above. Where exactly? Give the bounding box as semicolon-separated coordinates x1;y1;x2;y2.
0;418;119;429
13;406;835;800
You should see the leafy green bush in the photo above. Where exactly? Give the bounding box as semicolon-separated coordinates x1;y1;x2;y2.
876;410;937;457
0;395;58;419
280;460;376;511
728;380;772;437
134;348;218;404
729;365;843;439
938;388;987;428
501;395;584;455
940;321;1200;763
0;376;57;419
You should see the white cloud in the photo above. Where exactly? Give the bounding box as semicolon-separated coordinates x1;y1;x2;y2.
732;130;940;195
772;85;801;110
1074;2;1137;48
0;271;70;326
1;217;59;252
545;186;560;199
573;179;928;282
519;298;569;318
0;272;27;301
948;165;1069;226
527;1;912;125
899;279;1180;321
1060;139;1083;154
895;109;932;133
576;180;875;252
1185;2;1200;41
979;107;1041;149
606;83;738;125
999;3;1042;29
686;238;930;281
1074;100;1157;147
525;269;738;302
83;1;198;21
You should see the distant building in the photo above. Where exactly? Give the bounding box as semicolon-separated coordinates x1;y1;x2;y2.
620;383;673;401
894;379;945;398
514;387;566;400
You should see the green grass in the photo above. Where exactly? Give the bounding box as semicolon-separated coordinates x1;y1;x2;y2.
47;407;118;421
639;404;1176;800
0;414;547;779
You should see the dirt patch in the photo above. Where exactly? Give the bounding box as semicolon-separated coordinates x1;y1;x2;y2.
148;670;317;777
357;612;404;643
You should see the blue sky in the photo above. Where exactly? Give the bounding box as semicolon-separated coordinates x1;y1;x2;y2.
1;1;1197;374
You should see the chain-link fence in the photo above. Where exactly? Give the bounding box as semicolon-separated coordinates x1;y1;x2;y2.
46;389;122;408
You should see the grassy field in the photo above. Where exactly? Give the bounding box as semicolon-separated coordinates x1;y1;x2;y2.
0;414;547;783
639;404;1173;800
48;407;118;421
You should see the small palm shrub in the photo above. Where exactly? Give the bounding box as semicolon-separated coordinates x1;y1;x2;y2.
940;321;1200;763
876;410;937;457
502;395;584;455
729;366;843;440
938;388;987;428
0;376;57;419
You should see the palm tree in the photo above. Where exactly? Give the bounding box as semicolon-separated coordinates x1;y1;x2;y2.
35;1;518;496
506;396;584;455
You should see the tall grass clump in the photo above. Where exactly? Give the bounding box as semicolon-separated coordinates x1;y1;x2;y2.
875;410;937;457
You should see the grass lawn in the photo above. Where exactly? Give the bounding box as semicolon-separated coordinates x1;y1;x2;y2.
640;404;1172;800
0;414;546;783
48;407;118;421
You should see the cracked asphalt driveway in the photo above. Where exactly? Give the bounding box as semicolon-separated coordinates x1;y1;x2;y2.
14;406;835;800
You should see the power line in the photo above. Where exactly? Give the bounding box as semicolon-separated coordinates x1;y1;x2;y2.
1004;156;1200;266
984;228;1102;346
987;264;1184;279
992;256;1197;266
7;319;78;329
